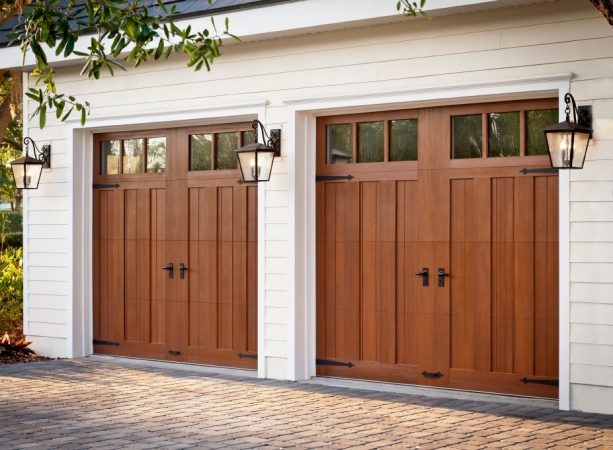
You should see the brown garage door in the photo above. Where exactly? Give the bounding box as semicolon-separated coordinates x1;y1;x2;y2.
93;124;258;368
316;99;559;398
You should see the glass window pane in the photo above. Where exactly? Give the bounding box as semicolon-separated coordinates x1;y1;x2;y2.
527;109;558;156
390;119;418;161
358;121;384;163
146;137;166;173
100;140;120;175
216;132;238;170
241;130;256;146
190;134;212;171
327;124;352;164
452;115;482;159
488;112;520;157
123;139;144;174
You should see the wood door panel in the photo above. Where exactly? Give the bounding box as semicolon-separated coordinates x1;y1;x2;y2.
316;100;559;398
94;125;257;370
448;175;559;397
185;185;257;369
317;179;420;372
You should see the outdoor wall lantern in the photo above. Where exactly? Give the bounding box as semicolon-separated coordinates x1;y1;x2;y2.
543;92;593;169
10;137;51;190
234;120;281;183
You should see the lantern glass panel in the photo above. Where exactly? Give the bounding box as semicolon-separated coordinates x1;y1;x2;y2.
12;160;43;189
546;131;574;168
238;149;275;182
571;131;591;169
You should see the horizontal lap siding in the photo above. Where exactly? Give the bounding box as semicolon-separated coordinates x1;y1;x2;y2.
22;0;613;399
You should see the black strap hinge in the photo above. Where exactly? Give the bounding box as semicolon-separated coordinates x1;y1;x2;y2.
422;370;444;379
168;350;182;356
93;339;119;347
316;175;354;182
316;358;354;368
520;377;559;386
238;353;258;359
93;183;120;190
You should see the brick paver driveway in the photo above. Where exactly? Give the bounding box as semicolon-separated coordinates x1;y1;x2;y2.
1;358;612;449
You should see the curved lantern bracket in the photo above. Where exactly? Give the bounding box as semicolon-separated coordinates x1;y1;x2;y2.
23;137;52;168
251;119;281;157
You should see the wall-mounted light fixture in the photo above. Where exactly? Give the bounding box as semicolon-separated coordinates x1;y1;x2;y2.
10;137;51;190
543;92;593;169
234;120;281;183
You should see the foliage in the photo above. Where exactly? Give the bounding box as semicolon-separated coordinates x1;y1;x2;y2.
0;74;22;209
0;211;22;249
0;246;23;335
396;0;430;18
7;0;239;128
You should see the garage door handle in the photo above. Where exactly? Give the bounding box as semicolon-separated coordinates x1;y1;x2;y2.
179;263;188;279
438;268;449;287
415;268;429;287
162;263;174;279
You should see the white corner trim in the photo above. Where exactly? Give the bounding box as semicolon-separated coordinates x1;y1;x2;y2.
22;73;30;337
557;83;572;411
286;75;572;412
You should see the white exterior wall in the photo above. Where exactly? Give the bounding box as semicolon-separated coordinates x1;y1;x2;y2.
18;0;613;413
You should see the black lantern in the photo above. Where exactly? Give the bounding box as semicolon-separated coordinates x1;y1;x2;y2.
10;137;51;190
235;120;281;183
543;93;592;169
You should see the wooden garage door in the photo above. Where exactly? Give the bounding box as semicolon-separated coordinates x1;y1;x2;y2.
316;99;559;398
93;124;258;368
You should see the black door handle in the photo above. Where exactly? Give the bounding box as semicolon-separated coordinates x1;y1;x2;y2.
415;268;429;287
438;268;449;287
162;263;174;279
179;263;188;279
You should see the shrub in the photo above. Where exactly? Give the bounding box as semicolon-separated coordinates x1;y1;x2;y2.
0;247;23;335
0;211;22;250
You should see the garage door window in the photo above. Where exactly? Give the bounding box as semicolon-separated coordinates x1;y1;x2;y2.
100;136;167;175
190;130;256;172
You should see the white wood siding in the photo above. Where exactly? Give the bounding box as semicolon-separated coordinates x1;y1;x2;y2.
21;0;613;412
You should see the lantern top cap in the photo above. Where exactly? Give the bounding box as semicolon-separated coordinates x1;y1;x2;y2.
543;119;592;135
234;142;277;154
9;154;44;166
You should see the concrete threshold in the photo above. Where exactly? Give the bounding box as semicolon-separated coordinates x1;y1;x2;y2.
305;376;558;409
88;354;258;378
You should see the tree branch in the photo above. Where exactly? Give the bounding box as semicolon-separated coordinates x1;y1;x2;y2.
590;0;613;25
2;138;21;149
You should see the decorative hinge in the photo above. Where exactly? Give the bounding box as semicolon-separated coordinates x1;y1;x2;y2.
93;339;119;347
237;353;258;359
316;175;354;182
519;168;558;175
520;377;559;386
168;350;182;356
421;370;444;379
316;358;354;368
93;183;120;189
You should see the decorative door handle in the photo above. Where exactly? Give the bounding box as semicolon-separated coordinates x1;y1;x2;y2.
162;263;174;279
415;268;429;287
438;268;449;287
179;263;188;279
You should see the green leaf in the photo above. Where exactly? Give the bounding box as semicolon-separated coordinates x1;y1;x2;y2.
80;108;87;126
39;105;47;129
56;101;65;119
64;36;75;57
61;107;74;122
154;39;164;59
25;91;40;102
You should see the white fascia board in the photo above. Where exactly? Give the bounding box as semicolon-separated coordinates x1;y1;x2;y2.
0;0;554;70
